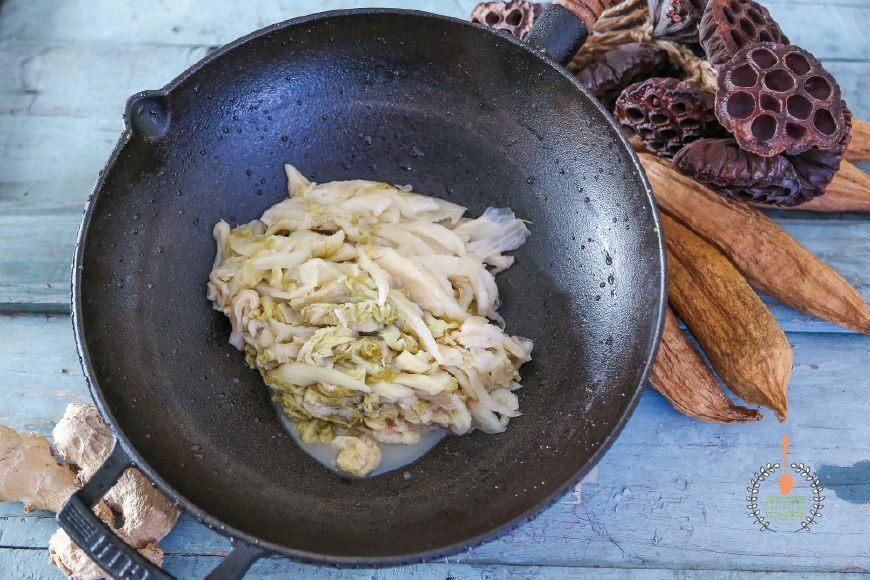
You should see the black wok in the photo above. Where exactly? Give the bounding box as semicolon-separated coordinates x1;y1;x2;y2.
62;3;666;578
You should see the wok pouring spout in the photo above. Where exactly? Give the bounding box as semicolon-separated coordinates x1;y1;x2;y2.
525;0;612;65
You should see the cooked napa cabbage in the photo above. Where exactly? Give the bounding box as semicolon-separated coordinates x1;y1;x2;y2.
207;164;532;477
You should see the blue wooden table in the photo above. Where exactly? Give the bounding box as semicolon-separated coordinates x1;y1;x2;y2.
0;1;868;578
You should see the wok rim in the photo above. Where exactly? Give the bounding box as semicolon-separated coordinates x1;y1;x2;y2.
71;7;667;567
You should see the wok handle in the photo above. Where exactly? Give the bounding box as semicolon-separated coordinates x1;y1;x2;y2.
58;440;265;580
205;541;266;580
525;0;613;65
56;441;173;579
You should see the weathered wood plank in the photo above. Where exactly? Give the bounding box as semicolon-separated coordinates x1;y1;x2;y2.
0;549;855;580
0;41;211;119
0;115;120;213
0;0;866;62
0;0;867;577
1;211;867;334
0;0;866;214
0;214;77;311
1;314;869;572
765;1;870;62
0;33;867;123
0;314;89;431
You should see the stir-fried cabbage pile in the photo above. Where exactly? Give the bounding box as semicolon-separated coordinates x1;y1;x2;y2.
207;165;533;476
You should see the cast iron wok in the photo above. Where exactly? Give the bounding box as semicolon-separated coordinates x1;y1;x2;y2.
62;4;666;578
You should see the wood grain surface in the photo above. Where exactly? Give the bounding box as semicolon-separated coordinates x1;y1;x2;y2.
0;0;868;578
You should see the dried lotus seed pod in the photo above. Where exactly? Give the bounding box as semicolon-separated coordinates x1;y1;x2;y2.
615;77;723;157
788;104;852;202
470;0;544;39
673;138;802;205
699;0;788;67
676;107;852;206
575;43;677;109
716;43;849;157
648;0;708;44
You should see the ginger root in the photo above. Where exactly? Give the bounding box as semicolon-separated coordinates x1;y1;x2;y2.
0;405;179;579
53;404;179;548
0;425;77;513
49;528;164;579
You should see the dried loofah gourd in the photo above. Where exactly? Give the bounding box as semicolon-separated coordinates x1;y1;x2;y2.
470;0;544;39
575;42;677;108
716;43;850;157
648;0;708;43
699;0;787;67
615;77;723;157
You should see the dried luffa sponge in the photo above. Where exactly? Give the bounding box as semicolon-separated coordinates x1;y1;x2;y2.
615;77;722;157
661;213;793;421
699;0;787;67
845;118;870;162
650;308;762;423
642;152;870;334
716;43;850;158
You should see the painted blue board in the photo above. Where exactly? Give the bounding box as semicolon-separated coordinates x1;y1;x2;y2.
0;0;868;578
0;315;869;575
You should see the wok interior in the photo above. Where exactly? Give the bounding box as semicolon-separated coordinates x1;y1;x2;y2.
79;12;662;560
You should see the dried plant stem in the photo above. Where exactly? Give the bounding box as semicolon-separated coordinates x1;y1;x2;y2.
662;213;792;421
642;153;870;334
650;308;762;423
594;0;649;33
571;23;718;93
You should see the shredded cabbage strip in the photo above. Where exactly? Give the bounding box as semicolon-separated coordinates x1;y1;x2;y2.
207;165;533;476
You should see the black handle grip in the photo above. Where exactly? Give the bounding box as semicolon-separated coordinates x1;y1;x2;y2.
525;4;591;66
206;542;266;580
57;442;173;580
57;440;265;579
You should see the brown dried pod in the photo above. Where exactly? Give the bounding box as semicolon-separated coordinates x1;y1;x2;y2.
575;42;678;108
716;43;849;157
615;77;723;157
699;0;788;67
642;152;870;334
650;308;762;423
674;138;803;205
661;213;792;421
648;0;708;44
845;117;870;162
470;0;544;39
